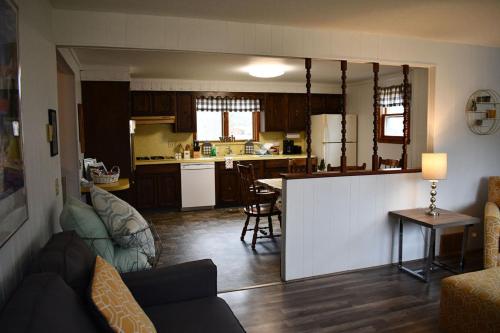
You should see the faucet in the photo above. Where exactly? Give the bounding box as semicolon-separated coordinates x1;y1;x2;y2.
225;146;233;155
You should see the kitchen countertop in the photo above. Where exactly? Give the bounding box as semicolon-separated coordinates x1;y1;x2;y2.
135;154;314;165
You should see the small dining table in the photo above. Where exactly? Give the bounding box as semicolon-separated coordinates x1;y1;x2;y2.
256;178;283;193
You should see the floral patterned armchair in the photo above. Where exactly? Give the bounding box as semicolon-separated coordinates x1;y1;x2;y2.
484;176;500;269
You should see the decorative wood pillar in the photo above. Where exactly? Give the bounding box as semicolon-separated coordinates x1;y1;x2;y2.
401;64;410;169
372;63;380;170
340;60;347;173
305;58;312;174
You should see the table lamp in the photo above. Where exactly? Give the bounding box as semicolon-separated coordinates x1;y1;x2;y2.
422;153;447;216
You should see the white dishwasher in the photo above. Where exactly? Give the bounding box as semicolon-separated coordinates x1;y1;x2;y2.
180;162;216;210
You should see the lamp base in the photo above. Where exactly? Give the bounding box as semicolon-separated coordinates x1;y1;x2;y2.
426;209;440;216
426;181;439;217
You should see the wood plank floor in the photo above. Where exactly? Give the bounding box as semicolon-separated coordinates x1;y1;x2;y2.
142;208;282;291
220;254;482;333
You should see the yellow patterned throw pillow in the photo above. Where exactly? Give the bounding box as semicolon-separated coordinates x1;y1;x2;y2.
91;256;157;333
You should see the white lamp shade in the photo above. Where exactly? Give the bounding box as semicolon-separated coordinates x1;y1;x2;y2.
422;153;447;181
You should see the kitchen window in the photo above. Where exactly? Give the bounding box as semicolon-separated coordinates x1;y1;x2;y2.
377;84;411;144
195;96;261;141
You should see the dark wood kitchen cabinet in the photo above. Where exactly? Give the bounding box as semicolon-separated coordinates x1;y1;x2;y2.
215;161;263;207
311;94;342;115
135;164;181;209
287;94;307;132
262;93;288;132
131;91;176;117
175;92;196;132
263;159;290;178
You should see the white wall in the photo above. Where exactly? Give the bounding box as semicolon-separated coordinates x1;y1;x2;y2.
130;78;341;94
349;69;428;169
51;10;500;221
0;0;62;308
282;172;429;280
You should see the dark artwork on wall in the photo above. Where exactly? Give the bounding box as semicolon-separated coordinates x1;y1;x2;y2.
0;0;28;247
48;109;58;156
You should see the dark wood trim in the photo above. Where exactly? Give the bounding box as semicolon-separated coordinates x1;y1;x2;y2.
252;112;260;141
305;58;312;174
77;103;85;154
372;63;379;170
340;60;347;173
281;168;421;180
222;111;229;137
401;64;410;169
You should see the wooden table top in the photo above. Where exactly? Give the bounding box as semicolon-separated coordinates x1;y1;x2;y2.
389;208;480;229
80;178;130;193
256;178;283;192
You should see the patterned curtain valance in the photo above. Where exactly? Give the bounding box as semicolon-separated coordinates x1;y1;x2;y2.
195;96;261;112
378;84;412;107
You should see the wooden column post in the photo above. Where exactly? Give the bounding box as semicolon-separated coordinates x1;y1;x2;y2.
401;64;409;170
372;63;380;170
305;58;312;174
340;60;347;173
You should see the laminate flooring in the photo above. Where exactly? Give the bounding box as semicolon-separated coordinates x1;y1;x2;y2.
142;208;282;291
220;253;482;333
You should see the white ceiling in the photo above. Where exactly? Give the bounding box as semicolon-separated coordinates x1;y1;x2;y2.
72;48;403;83
51;0;500;47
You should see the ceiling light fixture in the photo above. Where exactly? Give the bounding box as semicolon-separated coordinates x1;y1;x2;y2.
247;64;287;78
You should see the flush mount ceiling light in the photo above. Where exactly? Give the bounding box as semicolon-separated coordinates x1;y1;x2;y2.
246;64;287;78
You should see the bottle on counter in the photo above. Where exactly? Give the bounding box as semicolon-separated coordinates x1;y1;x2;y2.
210;146;217;157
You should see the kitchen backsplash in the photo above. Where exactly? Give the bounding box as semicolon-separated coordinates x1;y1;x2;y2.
133;124;305;157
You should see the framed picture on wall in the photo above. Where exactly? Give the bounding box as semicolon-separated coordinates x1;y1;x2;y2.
0;0;29;248
48;109;58;156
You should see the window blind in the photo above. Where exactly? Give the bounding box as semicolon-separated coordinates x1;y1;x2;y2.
195;96;261;112
378;84;411;107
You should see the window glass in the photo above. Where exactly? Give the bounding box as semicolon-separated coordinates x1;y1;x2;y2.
385;105;404;114
384;115;404;136
196;111;222;141
228;112;253;140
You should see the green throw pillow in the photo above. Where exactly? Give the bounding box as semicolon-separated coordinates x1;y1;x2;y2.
60;196;115;264
113;246;151;273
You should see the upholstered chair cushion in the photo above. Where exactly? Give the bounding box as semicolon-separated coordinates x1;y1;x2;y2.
484;202;500;269
0;273;98;333
90;256;157;333
60;196;115;264
489;176;500;207
91;186;155;259
440;267;500;332
29;231;95;297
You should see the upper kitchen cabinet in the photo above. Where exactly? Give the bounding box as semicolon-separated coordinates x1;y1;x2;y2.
131;91;176;116
262;93;288;132
131;91;152;116
287;94;307;132
175;92;196;132
152;92;176;116
311;94;342;115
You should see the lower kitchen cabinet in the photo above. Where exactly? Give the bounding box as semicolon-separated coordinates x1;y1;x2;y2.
263;159;290;178
215;162;241;207
135;164;181;209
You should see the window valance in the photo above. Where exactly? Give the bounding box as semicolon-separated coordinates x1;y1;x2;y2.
195;96;261;112
378;84;412;107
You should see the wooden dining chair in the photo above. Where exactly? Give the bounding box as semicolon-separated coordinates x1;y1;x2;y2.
327;163;367;172
379;157;401;169
237;163;281;250
288;158;317;173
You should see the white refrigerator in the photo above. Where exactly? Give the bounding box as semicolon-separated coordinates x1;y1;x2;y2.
311;114;357;167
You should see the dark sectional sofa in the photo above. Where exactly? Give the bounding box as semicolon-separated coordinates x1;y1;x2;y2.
0;231;245;333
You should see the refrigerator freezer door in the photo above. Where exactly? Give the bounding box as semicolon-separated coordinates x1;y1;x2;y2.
324;114;357;143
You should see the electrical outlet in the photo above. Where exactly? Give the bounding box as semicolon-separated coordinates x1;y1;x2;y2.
55;178;60;196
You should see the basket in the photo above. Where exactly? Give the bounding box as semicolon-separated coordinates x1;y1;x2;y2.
91;166;120;184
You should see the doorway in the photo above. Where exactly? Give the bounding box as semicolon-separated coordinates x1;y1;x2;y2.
56;52;81;201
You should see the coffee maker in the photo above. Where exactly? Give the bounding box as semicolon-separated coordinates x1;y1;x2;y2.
283;139;294;155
